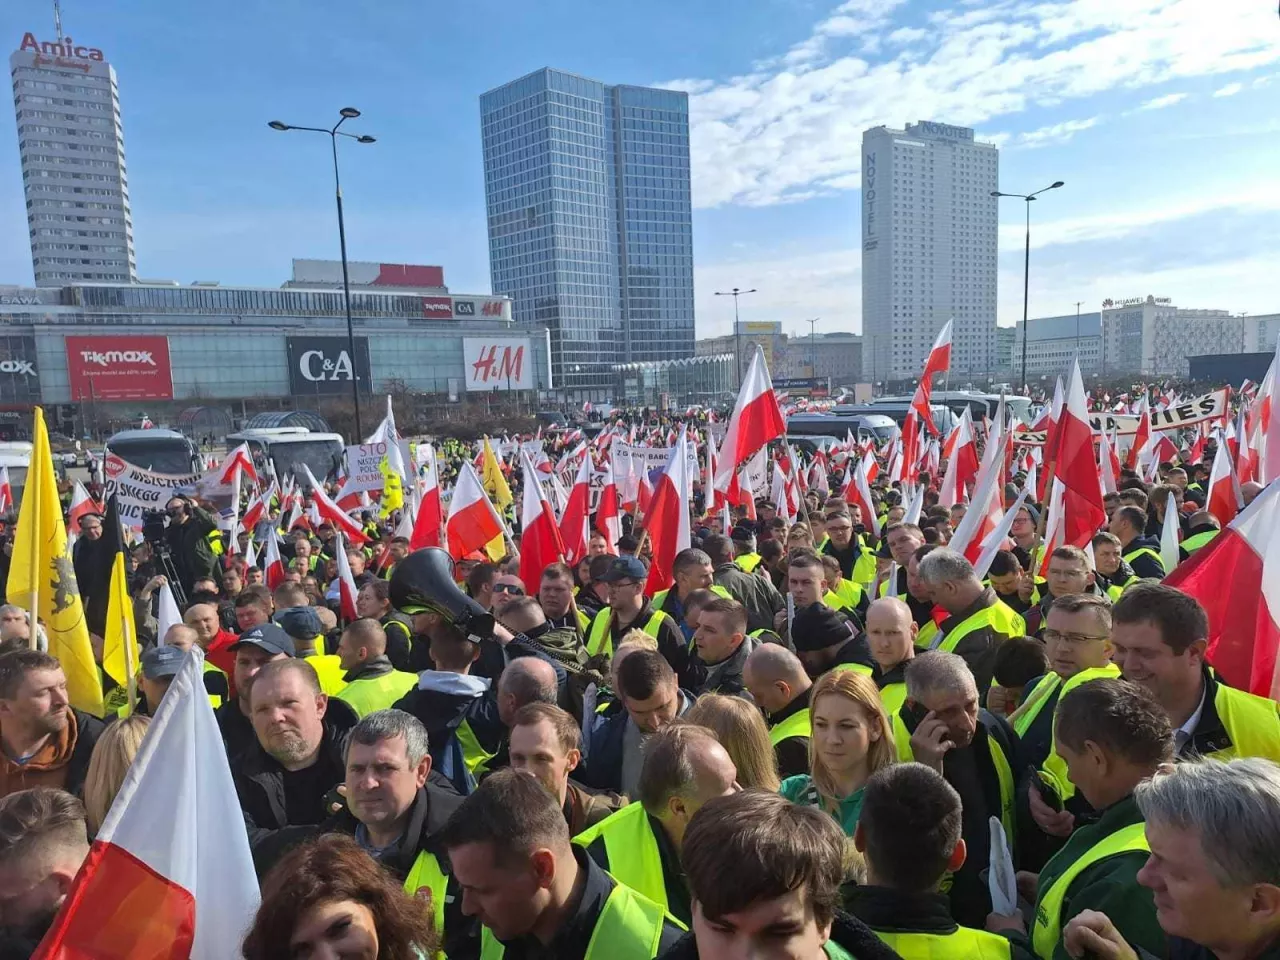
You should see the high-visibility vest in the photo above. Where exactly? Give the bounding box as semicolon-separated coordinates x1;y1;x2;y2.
455;718;498;777
585;609;671;658
825;579;864;613
1031;666;1122;803
651;585;732;611
878;681;907;716
852;543;879;587
335;668;420;718
1203;682;1280;762
916;619;940;650
875;925;1014;959
1012;665;1120;739
573;801;668;910
832;662;874;678
202;660;227;710
576;608;591;633
403;850;449;960
1122;546;1166;577
769;707;811;747
892;712;1016;842
480;880;673;959
1031;822;1149;960
1181;529;1219;555
735;553;763;573
930;601;1026;655
305;653;348;696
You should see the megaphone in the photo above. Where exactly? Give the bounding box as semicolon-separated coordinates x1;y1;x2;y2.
389;547;495;643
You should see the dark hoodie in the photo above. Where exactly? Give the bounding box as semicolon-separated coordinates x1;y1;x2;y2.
393;672;504;793
657;911;901;960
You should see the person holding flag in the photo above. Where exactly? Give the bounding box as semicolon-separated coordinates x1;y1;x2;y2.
99;495;140;719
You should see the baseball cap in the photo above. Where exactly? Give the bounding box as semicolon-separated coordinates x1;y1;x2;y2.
230;622;296;658
141;645;185;680
600;555;648;583
615;534;640;553
274;606;323;641
791;604;856;653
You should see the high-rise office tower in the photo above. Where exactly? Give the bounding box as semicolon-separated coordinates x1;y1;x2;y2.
10;28;136;286
481;68;694;395
861;121;998;383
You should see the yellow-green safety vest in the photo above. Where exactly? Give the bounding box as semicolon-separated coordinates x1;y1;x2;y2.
1122;547;1166;577
403;850;449;960
651;585;732;611
573;801;667;910
875;926;1014;959
852;542;878;587
825;579;864;614
1031;665;1123;804
1181;529;1219;555
305;653;348;697
735;553;763;573
768;707;811;747
832;662;875;678
480;880;674;959
1031;822;1149;960
930;601;1026;655
585;609;671;659
892;712;1016;843
335;668;420;718
1201;682;1280;762
455;718;499;777
879;681;907;716
915;619;940;650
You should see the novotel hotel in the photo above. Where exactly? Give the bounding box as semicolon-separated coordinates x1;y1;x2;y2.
0;259;552;433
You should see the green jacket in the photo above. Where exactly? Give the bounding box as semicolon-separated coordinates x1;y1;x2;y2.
1013;794;1165;960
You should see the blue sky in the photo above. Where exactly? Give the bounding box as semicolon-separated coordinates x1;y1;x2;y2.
1;0;1278;341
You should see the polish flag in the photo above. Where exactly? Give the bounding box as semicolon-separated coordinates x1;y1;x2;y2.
1164;478;1280;698
1125;395;1153;471
1187;423;1208;466
263;532;286;590
948;423;1009;564
410;442;445;550
641;428;693;596
1159;489;1183;575
738;462;758;522
33;649;259;959
938;408;979;507
239;481;274;536
1037;478;1066;578
903;483;925;526
301;466;369;545
1057;361;1107;549
445;461;505;562
849;455;881;539
899;410;922;485
910;319;953;436
809;456;830;498
772;459;797;524
1098;429;1120;496
975;487;1031;580
704;428;722;512
713;347;785;497
1039;377;1065;502
518;452;567;595
1263;333;1280;484
65;480;99;546
1206;433;1242;528
241;536;257;569
0;466;11;515
333;532;360;622
559;451;593;564
595;456;621;554
637;469;654;520
216;442;258;487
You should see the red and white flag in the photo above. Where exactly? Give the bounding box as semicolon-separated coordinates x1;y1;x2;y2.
301;466;369;545
410;442;445;550
263;531;286;590
975;487;1031;581
518;452;567;594
34;649;259;959
1125;395;1153;471
1057;360;1107;549
595;455;621;554
0;466;11;515
1206;431;1242;528
241;536;257;569
1165;478;1280;698
849;455;881;538
239;481;275;536
1159;490;1182;575
65;480;100;546
334;532;360;622
713;347;785;496
1098;429;1120;496
215;442;258;487
559;451;593;564
641;427;693;596
948;423;1009;564
910;319;953;436
938;408;979;507
445;461;505;562
1037;478;1066;578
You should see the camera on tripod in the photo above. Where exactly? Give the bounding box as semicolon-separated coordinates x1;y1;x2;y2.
140;508;168;544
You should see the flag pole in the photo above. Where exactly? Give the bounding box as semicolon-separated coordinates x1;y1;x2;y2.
123;617;137;712
26;408;43;650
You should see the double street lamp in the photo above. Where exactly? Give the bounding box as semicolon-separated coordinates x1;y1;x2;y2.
268;108;376;439
714;287;758;383
992;181;1064;393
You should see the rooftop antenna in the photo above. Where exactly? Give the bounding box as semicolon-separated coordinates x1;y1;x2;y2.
53;0;63;39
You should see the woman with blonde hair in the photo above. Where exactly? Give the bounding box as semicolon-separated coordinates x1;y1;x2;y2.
779;669;893;835
685;693;780;792
82;713;150;834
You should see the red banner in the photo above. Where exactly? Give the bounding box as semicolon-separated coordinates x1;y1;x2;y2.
65;336;173;401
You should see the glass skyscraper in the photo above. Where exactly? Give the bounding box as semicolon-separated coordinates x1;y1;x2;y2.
481;68;694;396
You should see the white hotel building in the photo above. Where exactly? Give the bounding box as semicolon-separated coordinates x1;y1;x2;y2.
9;31;135;286
861;121;999;384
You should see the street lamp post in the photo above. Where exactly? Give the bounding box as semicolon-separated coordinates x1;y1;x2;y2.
808;317;819;380
714;287;758;383
992;181;1064;393
269;108;376;440
1074;300;1084;363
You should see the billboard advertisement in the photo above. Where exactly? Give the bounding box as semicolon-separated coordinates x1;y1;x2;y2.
286;337;372;396
65;335;173;401
463;337;533;392
0;335;39;404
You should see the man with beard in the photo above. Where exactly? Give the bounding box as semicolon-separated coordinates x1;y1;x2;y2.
0;787;90;954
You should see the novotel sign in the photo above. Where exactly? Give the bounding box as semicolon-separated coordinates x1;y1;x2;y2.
18;33;104;61
910;121;974;141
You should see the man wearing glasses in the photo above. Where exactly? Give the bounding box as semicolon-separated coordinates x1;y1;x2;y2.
584;557;695;689
1011;593;1120;862
490;573;526;614
1024;544;1101;636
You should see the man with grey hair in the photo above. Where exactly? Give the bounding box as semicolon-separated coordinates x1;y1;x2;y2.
1066;757;1280;960
916;548;1026;696
897;651;1018;929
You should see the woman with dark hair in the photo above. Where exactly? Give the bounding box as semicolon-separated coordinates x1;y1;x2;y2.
242;834;438;960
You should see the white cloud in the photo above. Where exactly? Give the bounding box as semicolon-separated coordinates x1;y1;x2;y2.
672;0;1280;208
695;248;863;337
1138;92;1189;110
1214;81;1245;97
1016;116;1099;147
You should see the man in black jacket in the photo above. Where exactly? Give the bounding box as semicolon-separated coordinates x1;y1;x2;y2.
162;494;221;597
231;657;357;866
704;534;784;634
